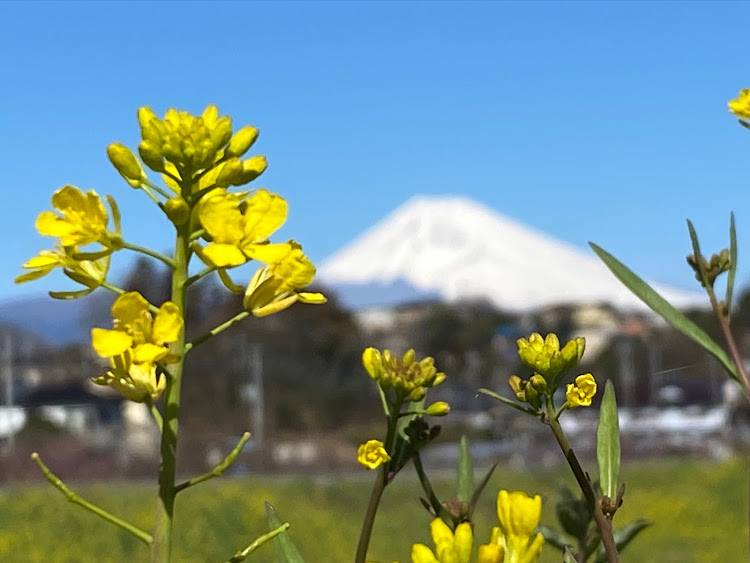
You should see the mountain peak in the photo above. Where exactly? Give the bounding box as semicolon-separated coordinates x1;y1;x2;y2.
318;194;704;311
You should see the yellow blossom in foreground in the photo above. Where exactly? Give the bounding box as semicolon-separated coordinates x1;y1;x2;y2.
92;351;166;403
362;348;445;396
412;519;477;563
516;333;585;385
492;490;544;563
565;373;597;408
357;440;390;469
243;242;326;316
729;89;750;119
15;245;107;287
36;186;110;247
91;292;183;365
198;188;289;267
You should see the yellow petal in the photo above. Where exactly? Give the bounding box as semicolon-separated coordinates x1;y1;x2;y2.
411;544;439;563
51;185;87;214
297;292;327;304
454;522;473;563
152;302;183;343
478;544;504;563
242;189;288;241
23;253;63;268
243;242;294;265
112;292;150;327
35;212;76;240
430;518;454;548
361;347;382;379
132;343;168;364
251;294;298;317
198;191;244;243
91;328;133;358
203;243;247;267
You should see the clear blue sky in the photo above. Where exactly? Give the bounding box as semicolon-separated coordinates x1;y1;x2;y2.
2;1;749;304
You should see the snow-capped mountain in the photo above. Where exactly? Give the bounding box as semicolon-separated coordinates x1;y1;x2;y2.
318;195;705;312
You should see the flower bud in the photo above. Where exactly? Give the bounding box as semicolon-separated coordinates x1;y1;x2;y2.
215;158;245;188
402;349;416;367
210;116;233;152
107;143;146;187
529;374;547;394
164;197;190;226
138;140;165;172
137;107;163;143
408;387;426;402
425;401;451;417
226;126;259;158
231;155;268;186
508;375;524;395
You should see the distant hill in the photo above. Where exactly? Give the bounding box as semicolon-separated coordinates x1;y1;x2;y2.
0;295;90;344
318;195;706;311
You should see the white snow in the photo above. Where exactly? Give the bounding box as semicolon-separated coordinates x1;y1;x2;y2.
318;195;706;312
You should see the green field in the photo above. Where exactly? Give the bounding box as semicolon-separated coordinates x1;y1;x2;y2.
0;456;746;562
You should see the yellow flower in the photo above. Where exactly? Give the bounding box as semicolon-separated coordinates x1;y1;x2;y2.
91;291;183;365
411;519;473;563
565;373;597;408
35;186;110;247
729;89;750;119
357;439;390;470
15;245;108;287
492;490;544;563
243;242;327;316
362;348;446;397
198;188;288;267
516;333;584;385
92;351;166;403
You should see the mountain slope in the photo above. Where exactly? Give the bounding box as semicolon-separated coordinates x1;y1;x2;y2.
318;195;704;311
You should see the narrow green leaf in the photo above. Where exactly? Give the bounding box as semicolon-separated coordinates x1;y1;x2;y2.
727;212;737;312
597;380;620;501
686;220;710;288
468;461;497;518
538;525;573;552
457;435;474;502
589;243;739;381
563;546;580;563
49;288;94;300
265;503;305;563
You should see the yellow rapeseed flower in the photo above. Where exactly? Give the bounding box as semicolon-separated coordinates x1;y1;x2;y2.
729;89;750;119
243;242;327;316
516;333;584;386
91;291;183;365
412;519;473;563
362;348;446;397
357;439;391;470
15;245;108;287
92;351;166;403
492;490;544;563
198;188;288;267
565;373;597;408
35;186;110;247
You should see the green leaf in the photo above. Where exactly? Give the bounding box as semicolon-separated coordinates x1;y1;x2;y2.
457;435;474;502
538;525;573;552
597;380;620;501
563;546;580;563
589;243;739;382
265;503;305;563
594;520;652;562
49;288;94;300
727;212;737;312
468;461;497;518
555;486;591;539
686;220;710;288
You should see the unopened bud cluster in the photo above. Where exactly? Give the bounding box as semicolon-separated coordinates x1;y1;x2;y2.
686;248;731;288
362;347;446;400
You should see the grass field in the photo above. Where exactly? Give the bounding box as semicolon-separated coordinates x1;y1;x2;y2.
0;456;746;562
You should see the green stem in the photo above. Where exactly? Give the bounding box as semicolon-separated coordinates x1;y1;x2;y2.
477;388;540;416
225;523;290;562
545;398;619;563
175;432;251;493
184;310;250;354
31;453;152;545
355;399;401;563
148;402;163;433
145;180;173;200
186;266;216;287
122;242;176;269
151;223;190;563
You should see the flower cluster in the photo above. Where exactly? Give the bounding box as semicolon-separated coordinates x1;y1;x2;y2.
357;440;391;470
508;333;596;410
411;490;543;563
362;348;446;399
91;292;183;402
729;89;750;120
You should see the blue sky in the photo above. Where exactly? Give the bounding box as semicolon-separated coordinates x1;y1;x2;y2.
2;1;749;304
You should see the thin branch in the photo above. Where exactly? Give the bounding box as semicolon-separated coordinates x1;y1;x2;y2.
175;432;251;493
31;453;153;545
225;523;290;562
476;388;540;416
186;266;216;287
121;242;176;269
185;310;250;353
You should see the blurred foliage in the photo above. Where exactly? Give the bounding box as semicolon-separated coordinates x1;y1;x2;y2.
0;457;745;562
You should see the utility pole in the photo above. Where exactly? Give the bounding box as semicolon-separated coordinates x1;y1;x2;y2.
1;332;14;456
244;341;264;451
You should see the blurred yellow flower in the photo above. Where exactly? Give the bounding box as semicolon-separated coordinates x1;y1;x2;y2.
243;242;326;317
411;519;473;563
492;490;544;563
15;245;107;287
516;333;584;385
35;186;110;247
198;189;288;267
729;89;750;119
91;291;183;365
565;373;597;408
357;439;390;470
362;348;445;397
